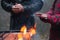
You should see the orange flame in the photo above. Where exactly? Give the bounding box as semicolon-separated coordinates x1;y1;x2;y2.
17;24;36;40
20;25;27;34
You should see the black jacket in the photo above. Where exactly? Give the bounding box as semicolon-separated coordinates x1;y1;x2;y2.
1;0;43;30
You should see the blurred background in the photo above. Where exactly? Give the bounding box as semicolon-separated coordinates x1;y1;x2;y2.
0;0;54;40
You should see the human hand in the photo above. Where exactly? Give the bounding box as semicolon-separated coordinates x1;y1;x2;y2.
12;3;24;13
15;3;24;12
35;12;43;17
35;12;47;18
12;5;20;13
41;14;47;18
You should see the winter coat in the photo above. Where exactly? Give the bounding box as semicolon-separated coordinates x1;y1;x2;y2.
1;0;43;30
40;0;60;40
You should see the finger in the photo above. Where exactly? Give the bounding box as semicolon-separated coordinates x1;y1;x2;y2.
35;13;42;16
13;8;19;9
12;8;20;13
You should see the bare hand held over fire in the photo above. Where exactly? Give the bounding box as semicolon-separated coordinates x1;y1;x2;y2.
36;12;48;18
12;3;24;13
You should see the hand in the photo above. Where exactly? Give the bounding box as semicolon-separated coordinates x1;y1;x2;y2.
41;14;47;18
15;3;24;12
35;12;47;18
12;3;24;14
35;12;42;16
12;5;20;13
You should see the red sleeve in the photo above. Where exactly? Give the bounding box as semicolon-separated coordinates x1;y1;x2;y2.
40;10;53;23
47;14;58;23
39;10;53;23
40;10;59;23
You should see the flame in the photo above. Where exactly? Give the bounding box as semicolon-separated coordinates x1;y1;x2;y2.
29;28;36;36
18;33;23;40
17;24;36;40
20;25;27;34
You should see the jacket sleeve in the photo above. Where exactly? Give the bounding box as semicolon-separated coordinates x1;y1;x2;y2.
1;0;13;12
23;0;43;13
47;14;60;24
39;10;53;23
40;10;60;24
45;9;60;23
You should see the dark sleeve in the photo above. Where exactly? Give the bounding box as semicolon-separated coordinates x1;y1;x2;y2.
1;0;13;12
23;0;43;13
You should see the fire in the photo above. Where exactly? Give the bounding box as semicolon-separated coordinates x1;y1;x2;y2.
17;24;36;40
29;28;36;36
20;25;27;34
18;33;23;40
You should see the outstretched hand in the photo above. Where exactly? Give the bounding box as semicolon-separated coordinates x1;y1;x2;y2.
35;12;47;18
41;14;47;18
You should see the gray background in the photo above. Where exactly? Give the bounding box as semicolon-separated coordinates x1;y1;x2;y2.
0;0;54;40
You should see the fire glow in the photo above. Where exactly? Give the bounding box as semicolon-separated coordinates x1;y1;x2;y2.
17;24;36;40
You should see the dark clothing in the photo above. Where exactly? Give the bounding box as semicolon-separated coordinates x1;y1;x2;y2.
1;0;43;30
40;0;60;40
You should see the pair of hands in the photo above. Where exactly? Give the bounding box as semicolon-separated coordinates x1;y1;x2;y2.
12;3;24;13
